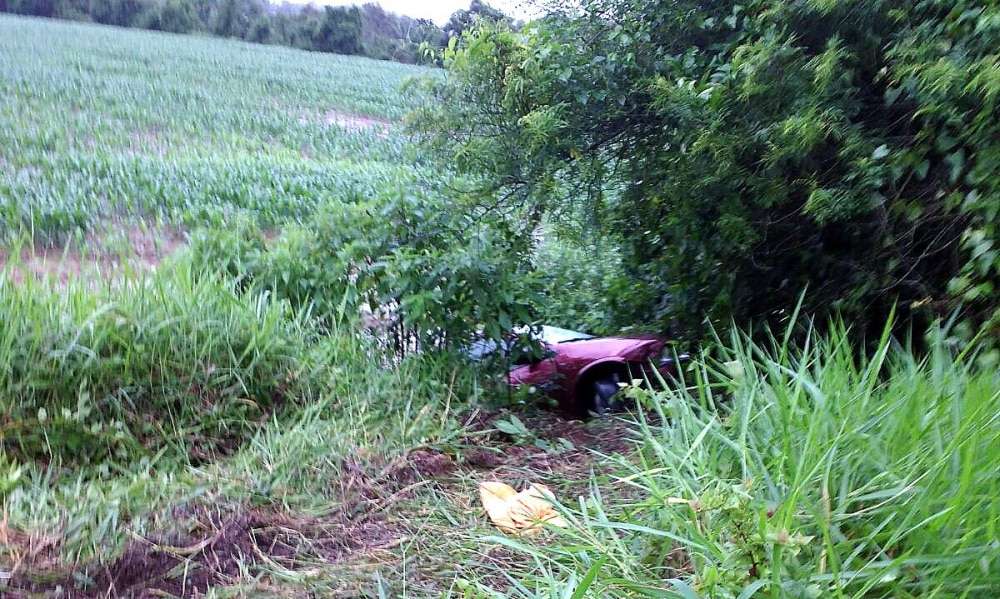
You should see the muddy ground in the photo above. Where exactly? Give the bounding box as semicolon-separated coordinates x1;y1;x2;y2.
2;411;639;598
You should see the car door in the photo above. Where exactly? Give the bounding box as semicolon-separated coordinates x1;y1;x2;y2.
508;344;560;392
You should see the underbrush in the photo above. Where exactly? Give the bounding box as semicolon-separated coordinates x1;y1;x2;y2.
4;235;997;597
2;336;476;569
466;323;1000;598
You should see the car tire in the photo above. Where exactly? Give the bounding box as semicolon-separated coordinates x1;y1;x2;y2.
591;373;621;416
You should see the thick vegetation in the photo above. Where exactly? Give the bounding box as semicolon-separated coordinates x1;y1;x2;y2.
417;0;1000;348
461;322;1000;597
0;263;315;466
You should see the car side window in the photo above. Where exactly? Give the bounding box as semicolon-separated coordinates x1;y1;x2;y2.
509;342;552;366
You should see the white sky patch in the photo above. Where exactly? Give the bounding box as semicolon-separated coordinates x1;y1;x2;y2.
277;0;542;25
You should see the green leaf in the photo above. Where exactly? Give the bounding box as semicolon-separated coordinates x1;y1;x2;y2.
914;159;930;180
568;556;607;599
736;580;769;599
668;579;702;599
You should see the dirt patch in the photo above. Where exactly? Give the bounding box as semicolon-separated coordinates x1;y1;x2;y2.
0;520;62;593
462;409;637;464
4;443;435;597
381;411;632;490
389;449;456;484
93;508;293;597
0;223;186;286
129;126;166;156
383;409;645;595
298;109;393;137
323;110;391;131
6;500;406;598
461;411;640;502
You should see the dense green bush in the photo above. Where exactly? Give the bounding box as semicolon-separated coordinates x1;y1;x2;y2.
417;0;1000;345
531;234;625;335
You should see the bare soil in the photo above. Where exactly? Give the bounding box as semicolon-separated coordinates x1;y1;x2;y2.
298;109;393;137
389;409;645;594
0;224;185;286
322;110;391;132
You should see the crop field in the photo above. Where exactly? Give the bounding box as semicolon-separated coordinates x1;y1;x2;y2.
0;14;432;244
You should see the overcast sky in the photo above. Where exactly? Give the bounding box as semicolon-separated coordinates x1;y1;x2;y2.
282;1;542;25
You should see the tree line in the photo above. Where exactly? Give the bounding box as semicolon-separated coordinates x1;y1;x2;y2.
0;0;512;64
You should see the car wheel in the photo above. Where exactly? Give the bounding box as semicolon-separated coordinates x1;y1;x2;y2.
591;372;621;416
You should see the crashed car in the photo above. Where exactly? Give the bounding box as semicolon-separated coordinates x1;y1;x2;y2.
469;325;684;417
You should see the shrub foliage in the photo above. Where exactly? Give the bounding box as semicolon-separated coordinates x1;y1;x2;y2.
417;0;1000;342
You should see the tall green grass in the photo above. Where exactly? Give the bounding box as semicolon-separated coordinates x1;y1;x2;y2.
0;260;318;466
470;323;1000;598
2;327;478;564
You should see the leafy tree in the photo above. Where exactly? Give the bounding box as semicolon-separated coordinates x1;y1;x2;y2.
247;13;270;42
444;0;510;38
157;0;196;33
416;0;1000;343
313;5;362;55
54;0;90;20
189;0;213;28
88;0;144;26
409;18;447;63
359;2;398;59
357;4;445;63
210;0;263;39
10;0;57;17
313;190;538;353
210;0;239;37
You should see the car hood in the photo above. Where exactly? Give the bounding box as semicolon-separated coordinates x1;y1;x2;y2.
554;336;663;361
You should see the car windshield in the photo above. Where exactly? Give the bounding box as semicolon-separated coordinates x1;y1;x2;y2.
465;325;593;362
536;325;594;344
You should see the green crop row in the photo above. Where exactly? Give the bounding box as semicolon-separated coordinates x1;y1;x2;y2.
0;14;436;241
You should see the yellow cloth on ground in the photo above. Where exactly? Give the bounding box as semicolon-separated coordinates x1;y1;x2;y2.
479;481;567;536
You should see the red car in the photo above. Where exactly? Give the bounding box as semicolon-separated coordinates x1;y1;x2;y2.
471;326;684;417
